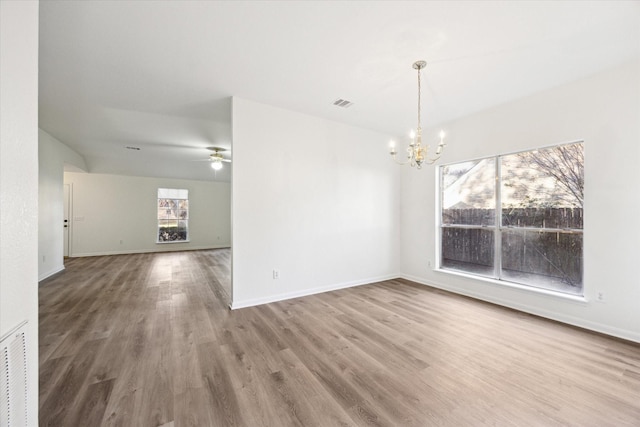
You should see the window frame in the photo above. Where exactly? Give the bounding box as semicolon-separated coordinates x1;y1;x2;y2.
157;188;190;244
436;141;584;297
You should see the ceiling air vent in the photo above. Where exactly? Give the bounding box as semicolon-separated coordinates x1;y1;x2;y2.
333;99;353;108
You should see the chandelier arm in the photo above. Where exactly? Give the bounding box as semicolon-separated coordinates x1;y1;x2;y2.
390;153;413;166
422;143;446;165
423;155;442;165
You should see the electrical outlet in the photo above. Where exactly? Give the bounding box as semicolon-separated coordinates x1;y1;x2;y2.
43;255;46;263
273;269;280;279
119;239;123;245
427;260;432;268
596;291;605;302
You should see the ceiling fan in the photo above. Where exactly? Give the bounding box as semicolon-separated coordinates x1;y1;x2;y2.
199;147;231;170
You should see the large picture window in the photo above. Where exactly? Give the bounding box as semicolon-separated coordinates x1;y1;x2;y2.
440;142;583;295
157;188;189;243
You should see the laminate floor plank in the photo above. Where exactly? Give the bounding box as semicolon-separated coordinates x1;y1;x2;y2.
62;378;115;427
268;309;395;426
38;355;72;410
39;250;640;426
198;342;245;427
213;342;291;427
173;387;214;427
39;338;107;426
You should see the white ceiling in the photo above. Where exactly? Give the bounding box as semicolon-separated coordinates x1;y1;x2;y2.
39;1;640;182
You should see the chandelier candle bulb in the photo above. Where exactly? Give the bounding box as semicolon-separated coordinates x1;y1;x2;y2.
435;131;446;155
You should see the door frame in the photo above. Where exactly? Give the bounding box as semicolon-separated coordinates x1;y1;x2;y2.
63;183;72;258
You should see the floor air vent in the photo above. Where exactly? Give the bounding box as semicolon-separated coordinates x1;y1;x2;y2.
1;321;29;427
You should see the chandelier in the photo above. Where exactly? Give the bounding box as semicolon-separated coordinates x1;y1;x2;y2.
389;60;445;169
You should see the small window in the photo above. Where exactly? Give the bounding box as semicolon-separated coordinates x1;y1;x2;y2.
439;142;583;295
157;188;189;243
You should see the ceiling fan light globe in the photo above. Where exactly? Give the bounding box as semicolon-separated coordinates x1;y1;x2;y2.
211;161;223;170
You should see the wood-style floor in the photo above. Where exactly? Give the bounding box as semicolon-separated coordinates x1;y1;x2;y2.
39;250;640;426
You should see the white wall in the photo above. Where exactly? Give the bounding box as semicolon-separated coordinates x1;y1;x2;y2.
231;97;400;308
401;60;640;342
0;0;39;422
64;172;231;256
39;129;87;280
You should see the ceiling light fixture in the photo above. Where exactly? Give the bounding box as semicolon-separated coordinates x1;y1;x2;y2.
208;147;231;171
210;158;223;170
389;60;445;169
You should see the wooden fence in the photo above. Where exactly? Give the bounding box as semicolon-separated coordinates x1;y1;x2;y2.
443;207;583;229
441;208;583;286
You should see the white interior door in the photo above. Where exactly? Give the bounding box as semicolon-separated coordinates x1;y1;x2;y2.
63;183;70;257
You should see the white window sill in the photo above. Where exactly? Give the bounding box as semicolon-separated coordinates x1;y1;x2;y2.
434;267;588;304
156;240;190;244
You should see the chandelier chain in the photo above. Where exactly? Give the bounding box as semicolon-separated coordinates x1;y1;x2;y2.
417;67;421;128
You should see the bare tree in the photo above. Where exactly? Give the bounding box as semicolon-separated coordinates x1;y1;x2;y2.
517;144;584;207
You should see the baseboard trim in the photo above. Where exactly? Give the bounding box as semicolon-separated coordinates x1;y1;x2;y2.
400;273;640;344
230;274;399;310
70;245;230;257
39;265;65;282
